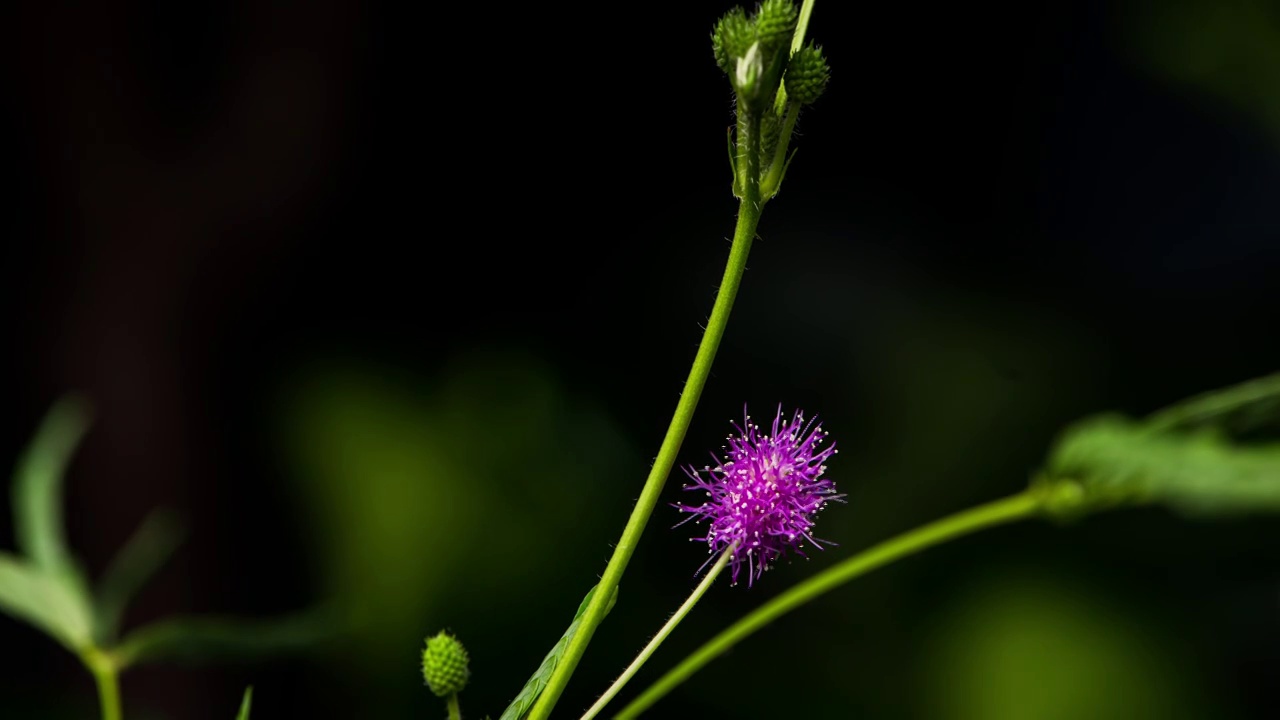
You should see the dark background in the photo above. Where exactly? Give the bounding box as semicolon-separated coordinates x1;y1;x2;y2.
3;0;1280;718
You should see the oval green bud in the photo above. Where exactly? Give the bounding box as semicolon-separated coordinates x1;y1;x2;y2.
421;631;470;697
754;0;798;56
784;43;830;106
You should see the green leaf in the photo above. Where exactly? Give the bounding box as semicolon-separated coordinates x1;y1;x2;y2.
498;584;618;720
1142;371;1280;436
12;395;92;573
236;686;253;720
0;551;94;651
94;508;185;644
1044;414;1280;517
112;606;339;669
1039;373;1280;518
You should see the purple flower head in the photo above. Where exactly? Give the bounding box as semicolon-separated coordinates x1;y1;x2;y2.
675;405;842;587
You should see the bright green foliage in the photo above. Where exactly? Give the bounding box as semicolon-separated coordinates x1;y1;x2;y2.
785;43;830;105
236;687;253;720
1037;372;1280;518
422;631;471;697
499;584;618;720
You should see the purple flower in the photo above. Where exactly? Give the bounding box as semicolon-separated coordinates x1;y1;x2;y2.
675;405;842;587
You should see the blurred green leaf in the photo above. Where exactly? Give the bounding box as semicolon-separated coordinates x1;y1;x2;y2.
1045;414;1280;516
1122;0;1280;146
1143;372;1280;436
498;584;618;720
280;368;485;663
112;606;338;669
94;509;185;644
11;395;91;573
1040;372;1280;517
277;355;632;708
919;571;1219;720
3;400;98;652
0;551;94;651
236;686;253;720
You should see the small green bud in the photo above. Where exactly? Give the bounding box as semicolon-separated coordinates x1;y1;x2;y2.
784;42;830;106
712;7;755;74
421;631;470;697
754;0;798;55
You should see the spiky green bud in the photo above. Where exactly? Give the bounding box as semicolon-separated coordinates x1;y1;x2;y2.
712;7;754;74
754;0;798;56
421;631;470;697
784;43;830;106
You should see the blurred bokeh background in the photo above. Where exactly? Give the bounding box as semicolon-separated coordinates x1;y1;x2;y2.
3;0;1280;718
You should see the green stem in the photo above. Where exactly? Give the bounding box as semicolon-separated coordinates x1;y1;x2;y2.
447;693;462;720
615;492;1041;719
525;119;763;720
579;546;735;720
83;648;122;720
793;0;817;53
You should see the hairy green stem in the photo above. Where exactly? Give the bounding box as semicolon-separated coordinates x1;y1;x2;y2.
615;492;1041;718
447;693;462;720
525;120;763;720
579;546;735;720
83;648;122;720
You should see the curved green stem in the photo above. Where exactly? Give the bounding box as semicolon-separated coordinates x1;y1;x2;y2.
83;648;122;720
615;492;1041;719
447;693;462;720
525;121;763;720
579;546;735;720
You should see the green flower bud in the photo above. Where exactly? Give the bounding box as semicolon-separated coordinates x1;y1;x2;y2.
754;0;798;56
712;7;754;74
784;43;830;106
421;631;470;697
